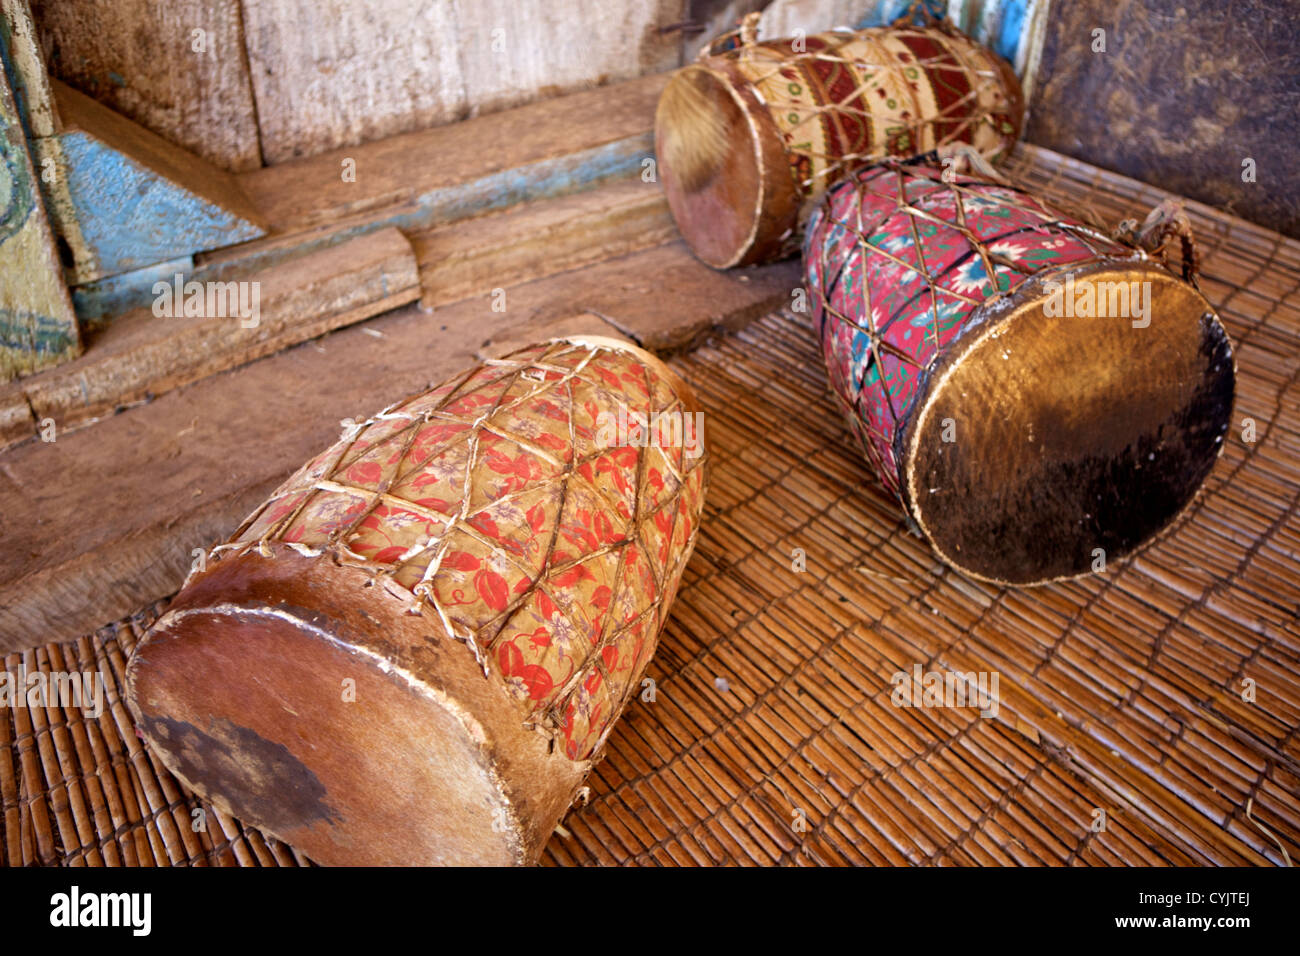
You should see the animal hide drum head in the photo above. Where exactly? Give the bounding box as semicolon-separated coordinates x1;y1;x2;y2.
902;263;1235;585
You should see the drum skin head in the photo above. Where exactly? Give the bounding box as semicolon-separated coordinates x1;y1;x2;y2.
902;262;1236;586
126;549;583;866
655;66;799;268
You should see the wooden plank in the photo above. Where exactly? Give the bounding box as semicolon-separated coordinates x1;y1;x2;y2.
0;240;800;651
0;26;80;381
453;0;683;117
0;177;672;448
29;0;263;172
410;178;675;310
0;0;60;137
78;73;669;322
0;227;418;445
241;0;682;164
235;72;668;235
240;0;465;165
41;80;265;285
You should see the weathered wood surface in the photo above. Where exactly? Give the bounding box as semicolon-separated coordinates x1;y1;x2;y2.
43;81;265;285
234;72;668;236
1;0;60;137
61;75;665;324
29;0;263;172
0;240;801;651
0;73;674;443
0;227;419;448
241;0;683;164
410;179;675;310
31;0;687;170
0;21;80;381
0;177;672;450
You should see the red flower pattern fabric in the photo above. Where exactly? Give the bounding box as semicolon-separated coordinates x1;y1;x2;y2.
229;340;707;761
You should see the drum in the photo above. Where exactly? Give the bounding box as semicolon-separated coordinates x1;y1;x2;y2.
126;337;708;865
804;160;1235;585
655;19;1023;268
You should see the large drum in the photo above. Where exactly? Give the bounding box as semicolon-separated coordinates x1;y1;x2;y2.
655;19;1023;268
805;160;1236;585
126;337;707;865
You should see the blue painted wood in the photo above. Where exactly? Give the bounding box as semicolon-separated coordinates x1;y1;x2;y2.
74;131;655;321
72;255;195;327
58;130;263;280
993;0;1028;63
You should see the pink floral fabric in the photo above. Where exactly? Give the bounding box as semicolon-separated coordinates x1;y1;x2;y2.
804;161;1132;498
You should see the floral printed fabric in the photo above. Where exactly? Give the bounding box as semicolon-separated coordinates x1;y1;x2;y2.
804;161;1129;499
228;341;707;761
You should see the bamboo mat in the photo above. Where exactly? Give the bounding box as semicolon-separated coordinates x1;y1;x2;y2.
3;144;1298;866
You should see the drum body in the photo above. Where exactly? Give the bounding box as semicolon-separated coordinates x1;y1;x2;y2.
126;338;707;865
805;162;1235;585
656;23;1023;268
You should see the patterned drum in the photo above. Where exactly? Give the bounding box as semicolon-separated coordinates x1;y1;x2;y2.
805;161;1235;585
655;19;1023;268
126;337;707;865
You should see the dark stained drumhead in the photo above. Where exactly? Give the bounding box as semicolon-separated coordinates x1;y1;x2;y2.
126;549;580;866
655;66;799;268
902;262;1235;585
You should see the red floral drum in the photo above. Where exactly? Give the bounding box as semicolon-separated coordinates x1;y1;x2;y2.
127;337;707;865
656;22;1023;268
805;161;1235;585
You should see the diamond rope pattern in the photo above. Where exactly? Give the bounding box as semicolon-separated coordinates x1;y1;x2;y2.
806;160;1138;498
217;340;707;760
714;24;1021;211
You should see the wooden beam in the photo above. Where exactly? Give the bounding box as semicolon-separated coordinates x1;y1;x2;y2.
0;241;800;651
41;80;265;286
0;15;79;381
67;73;669;322
410;178;675;310
0;178;672;450
235;72;668;235
0;227;419;448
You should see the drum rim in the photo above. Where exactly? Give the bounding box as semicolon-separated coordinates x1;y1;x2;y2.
898;257;1236;587
127;545;586;865
656;63;799;268
547;334;702;418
